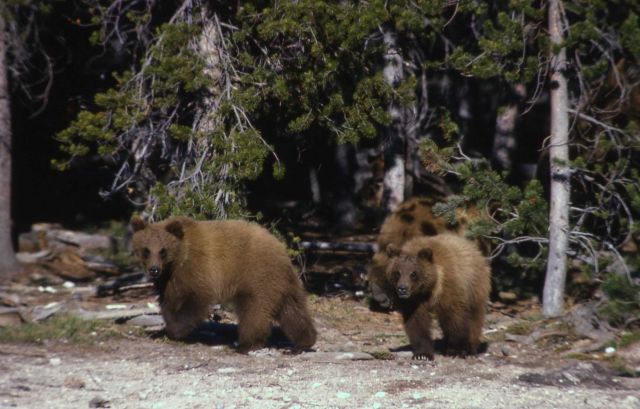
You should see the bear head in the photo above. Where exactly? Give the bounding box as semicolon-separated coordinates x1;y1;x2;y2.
130;216;187;280
385;243;438;300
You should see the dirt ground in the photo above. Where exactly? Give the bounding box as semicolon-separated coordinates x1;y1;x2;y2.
1;289;639;409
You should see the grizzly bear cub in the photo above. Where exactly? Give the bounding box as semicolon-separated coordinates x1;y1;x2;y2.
369;197;489;310
131;216;317;353
385;234;491;360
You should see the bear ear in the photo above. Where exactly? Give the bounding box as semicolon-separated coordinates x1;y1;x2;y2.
418;248;433;262
130;216;147;232
165;219;185;240
386;244;401;258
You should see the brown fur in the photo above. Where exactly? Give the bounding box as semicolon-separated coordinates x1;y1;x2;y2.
385;234;491;359
131;216;317;353
369;197;488;309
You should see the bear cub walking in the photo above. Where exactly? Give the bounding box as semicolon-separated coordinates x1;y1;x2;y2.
385;234;490;360
131;216;317;353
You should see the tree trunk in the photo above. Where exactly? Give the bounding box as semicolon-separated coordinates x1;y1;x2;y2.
0;6;19;277
381;28;406;213
333;143;357;228
543;0;571;317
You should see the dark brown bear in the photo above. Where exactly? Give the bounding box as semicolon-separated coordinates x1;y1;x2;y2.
385;234;491;360
131;216;317;353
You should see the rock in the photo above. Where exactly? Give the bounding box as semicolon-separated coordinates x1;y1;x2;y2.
32;302;65;321
518;362;625;389
338;341;358;352
89;396;111;408
29;271;64;286
309;351;375;362
392;351;414;359
568;302;615;344
501;345;517;357
0;292;21;307
63;376;86;389
0;307;25;327
564;338;612;356
105;304;128;310
248;348;278;357
127;314;165;327
498;291;518;303
504;333;533;345
217;367;239;374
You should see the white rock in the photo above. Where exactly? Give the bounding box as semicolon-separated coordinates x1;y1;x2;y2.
336;392;350;399
105;304;128;310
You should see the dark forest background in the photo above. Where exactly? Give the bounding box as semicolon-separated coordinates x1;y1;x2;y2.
2;0;639;322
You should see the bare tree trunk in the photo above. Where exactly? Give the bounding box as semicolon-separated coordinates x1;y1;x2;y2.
543;0;571;317
0;6;19;277
381;29;405;213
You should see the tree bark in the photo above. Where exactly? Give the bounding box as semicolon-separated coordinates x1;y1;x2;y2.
333;143;357;228
0;6;19;278
381;29;406;213
543;0;571;317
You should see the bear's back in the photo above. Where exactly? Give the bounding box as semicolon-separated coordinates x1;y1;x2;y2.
169;218;296;300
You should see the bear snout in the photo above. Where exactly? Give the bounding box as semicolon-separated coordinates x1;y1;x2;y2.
148;266;161;278
397;285;410;298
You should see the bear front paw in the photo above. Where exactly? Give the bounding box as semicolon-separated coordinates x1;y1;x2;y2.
412;352;434;361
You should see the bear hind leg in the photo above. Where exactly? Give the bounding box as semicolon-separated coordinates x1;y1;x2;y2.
235;296;273;353
439;310;478;357
277;290;317;352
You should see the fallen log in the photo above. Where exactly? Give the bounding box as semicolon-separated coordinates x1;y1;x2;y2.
95;272;146;297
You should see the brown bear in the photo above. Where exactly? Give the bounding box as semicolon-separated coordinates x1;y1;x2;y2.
130;215;317;353
369;197;487;310
376;197;454;251
385;234;491;360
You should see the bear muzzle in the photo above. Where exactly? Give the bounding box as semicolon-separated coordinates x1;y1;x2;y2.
397;286;410;299
148;266;161;278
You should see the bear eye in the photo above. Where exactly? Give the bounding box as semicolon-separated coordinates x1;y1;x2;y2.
410;271;418;280
142;248;150;259
393;271;401;280
159;248;167;259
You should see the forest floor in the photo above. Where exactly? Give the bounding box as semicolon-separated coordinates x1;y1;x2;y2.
1;283;640;409
1;226;640;409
